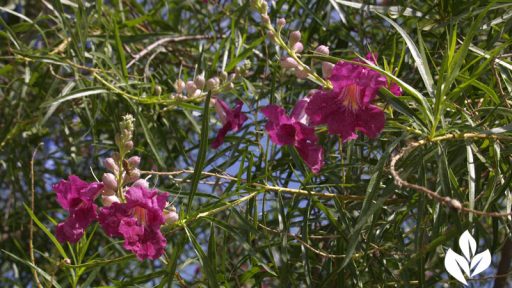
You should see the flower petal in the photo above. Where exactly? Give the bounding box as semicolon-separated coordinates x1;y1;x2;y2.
295;140;324;173
354;105;386;138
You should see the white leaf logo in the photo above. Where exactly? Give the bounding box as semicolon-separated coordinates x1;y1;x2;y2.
444;230;492;285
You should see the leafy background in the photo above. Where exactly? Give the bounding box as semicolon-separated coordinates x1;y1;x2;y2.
1;0;512;287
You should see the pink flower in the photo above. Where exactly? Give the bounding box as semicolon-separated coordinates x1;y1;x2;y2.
261;99;324;173
305;53;402;141
98;186;169;260
53;176;103;243
211;98;248;148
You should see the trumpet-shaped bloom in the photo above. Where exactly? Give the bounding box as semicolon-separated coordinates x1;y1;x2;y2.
53;176;103;243
262;99;324;173
99;186;169;260
211;99;248;148
305;54;402;141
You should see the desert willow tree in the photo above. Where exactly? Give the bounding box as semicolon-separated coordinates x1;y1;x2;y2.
1;0;512;287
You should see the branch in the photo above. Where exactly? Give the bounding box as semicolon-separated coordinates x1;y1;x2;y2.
390;133;512;218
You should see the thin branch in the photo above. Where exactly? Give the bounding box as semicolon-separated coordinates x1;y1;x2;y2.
30;143;43;288
140;169;399;203
390;133;512;218
127;34;223;68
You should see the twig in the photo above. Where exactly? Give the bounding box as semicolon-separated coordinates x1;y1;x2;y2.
140;169;392;203
257;223;347;259
390;133;512;218
30;143;43;288
127;35;222;68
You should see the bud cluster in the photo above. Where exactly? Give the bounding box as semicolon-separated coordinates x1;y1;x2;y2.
172;65;251;100
250;2;333;89
115;114;135;153
98;116;180;225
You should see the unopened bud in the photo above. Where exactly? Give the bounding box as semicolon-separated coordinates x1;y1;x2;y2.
289;31;301;46
102;195;120;207
260;1;268;13
261;14;270;25
132;179;149;189
277;18;286;28
176;79;185;94
154;85;162;96
112;152;120;161
127;156;141;168
103;158;119;173
450;199;462;210
206;77;220;91
322;62;334;78
186;81;197;97
315;45;330;55
292;42;304;53
194;75;205;90
124;168;141;183
124;141;134;151
63;258;71;265
219;71;228;81
280;57;299;69
295;67;309;79
164;207;179;224
102;173;118;191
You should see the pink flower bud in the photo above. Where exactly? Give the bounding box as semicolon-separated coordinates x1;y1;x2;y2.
186;81;197;97
315;45;330;55
124;141;134;151
164;208;179;224
292;42;304;53
194;75;205;90
289;31;301;46
102;195;120;207
277;18;286;28
322;62;334;78
295;67;309;79
123;168;141;184
132;179;149;189
102;173;117;191
176;79;185;94
103;158;119;173
127;156;141;168
261;14;270;25
280;57;299;69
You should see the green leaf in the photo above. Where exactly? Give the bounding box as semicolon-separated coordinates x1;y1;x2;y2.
184;224;219;288
23;204;68;259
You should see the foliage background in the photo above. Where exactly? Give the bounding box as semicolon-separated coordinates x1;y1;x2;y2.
1;0;512;287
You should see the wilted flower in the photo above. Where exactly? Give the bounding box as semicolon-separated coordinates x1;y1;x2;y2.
305;53;402;141
99;186;169;260
261;99;324;173
53;176;103;243
211;98;248;149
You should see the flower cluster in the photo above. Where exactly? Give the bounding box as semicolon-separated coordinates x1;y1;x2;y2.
306;53;402;141
54;115;178;261
250;2;402;173
265;48;401;172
